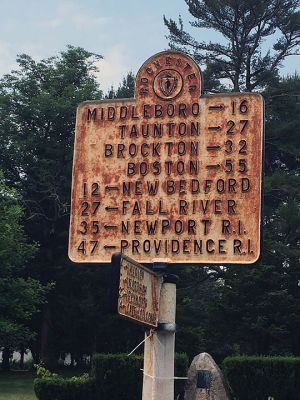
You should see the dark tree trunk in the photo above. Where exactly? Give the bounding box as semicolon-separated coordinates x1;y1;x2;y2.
40;306;56;369
2;347;11;371
20;344;25;369
29;344;40;364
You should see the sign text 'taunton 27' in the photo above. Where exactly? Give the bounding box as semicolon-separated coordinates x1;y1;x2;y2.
68;51;264;264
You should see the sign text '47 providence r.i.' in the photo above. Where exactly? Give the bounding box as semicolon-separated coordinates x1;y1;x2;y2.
68;51;264;265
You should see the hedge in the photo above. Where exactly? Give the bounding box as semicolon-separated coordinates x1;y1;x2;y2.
223;355;300;400
34;352;188;400
91;352;188;400
34;376;97;400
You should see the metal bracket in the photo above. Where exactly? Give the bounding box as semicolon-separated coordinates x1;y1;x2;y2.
163;274;179;284
157;323;177;333
153;262;169;272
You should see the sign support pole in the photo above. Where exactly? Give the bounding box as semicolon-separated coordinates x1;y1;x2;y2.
142;272;178;400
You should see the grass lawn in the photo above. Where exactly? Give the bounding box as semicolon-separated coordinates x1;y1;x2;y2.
0;372;36;400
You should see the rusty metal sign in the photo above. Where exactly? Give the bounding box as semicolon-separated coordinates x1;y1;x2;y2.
68;50;264;264
111;253;162;327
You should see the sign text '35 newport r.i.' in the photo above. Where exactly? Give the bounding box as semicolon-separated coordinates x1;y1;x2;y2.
68;51;264;264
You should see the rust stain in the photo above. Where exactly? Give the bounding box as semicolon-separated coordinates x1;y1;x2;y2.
68;51;264;264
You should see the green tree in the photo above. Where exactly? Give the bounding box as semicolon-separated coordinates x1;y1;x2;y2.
164;0;300;91
0;47;144;367
105;72;135;99
204;75;300;358
0;172;48;370
0;46;103;366
49;263;144;366
173;265;221;360
163;1;300;360
264;74;300;271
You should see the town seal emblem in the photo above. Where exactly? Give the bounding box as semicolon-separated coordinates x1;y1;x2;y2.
153;69;183;100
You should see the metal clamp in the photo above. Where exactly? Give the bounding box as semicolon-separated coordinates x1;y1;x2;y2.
157;323;177;333
163;274;179;284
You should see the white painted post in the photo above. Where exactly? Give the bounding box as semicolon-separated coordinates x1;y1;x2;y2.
142;275;177;400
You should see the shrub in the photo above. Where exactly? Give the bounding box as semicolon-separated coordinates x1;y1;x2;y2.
91;352;188;400
34;353;188;400
223;355;300;400
174;353;189;399
91;353;142;400
34;374;97;400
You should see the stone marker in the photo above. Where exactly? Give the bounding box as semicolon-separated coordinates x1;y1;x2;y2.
184;352;230;400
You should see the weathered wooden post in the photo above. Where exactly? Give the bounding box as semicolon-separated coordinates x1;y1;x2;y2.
68;50;264;399
142;273;178;400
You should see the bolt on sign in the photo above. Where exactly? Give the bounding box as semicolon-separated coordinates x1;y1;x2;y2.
68;50;264;264
111;253;162;327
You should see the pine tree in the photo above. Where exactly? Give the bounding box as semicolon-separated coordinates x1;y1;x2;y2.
164;0;300;91
0;46;102;366
105;72;135;99
204;75;300;357
0;172;49;370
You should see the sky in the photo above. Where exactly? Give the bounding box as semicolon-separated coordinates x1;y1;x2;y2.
0;0;299;93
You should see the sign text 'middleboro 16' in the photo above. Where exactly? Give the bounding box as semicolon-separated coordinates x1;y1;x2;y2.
68;51;264;264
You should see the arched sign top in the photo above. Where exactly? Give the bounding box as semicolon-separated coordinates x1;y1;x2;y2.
135;51;202;102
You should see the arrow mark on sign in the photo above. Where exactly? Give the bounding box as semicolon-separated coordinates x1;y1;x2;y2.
206;164;221;169
207;145;221;151
208;126;221;131
209;105;224;111
104;245;117;250
104;225;118;230
105;186;119;192
105;207;119;212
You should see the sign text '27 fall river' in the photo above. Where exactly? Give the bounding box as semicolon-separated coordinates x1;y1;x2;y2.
68;51;264;264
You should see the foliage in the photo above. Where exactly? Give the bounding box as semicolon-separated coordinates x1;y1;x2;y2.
49;264;147;368
223;355;300;400
35;363;59;379
91;353;188;400
0;172;49;352
0;174;34;275
263;74;300;274
34;376;96;400
162;2;300;363
0;34;298;374
33;353;187;400
105;72;135;99
0;45;102;261
164;0;300;91
206;263;300;358
0;46;102;365
201;74;300;360
264;74;300;174
91;353;142;400
34;363;95;400
172;265;221;360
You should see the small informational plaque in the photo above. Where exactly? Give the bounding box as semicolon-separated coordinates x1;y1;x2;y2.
68;50;264;264
110;253;162;328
